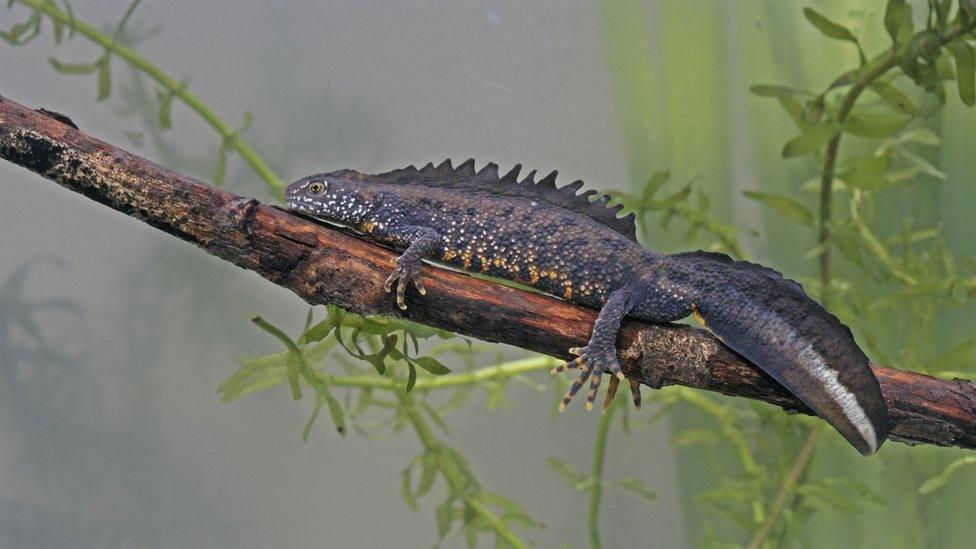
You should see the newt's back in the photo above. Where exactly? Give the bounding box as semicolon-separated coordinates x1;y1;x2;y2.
286;159;648;307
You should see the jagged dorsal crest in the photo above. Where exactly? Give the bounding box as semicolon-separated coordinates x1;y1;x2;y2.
379;159;637;241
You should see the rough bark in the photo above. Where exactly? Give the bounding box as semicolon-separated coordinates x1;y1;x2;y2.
1;95;974;450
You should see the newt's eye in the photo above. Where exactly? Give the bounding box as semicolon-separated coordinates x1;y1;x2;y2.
307;181;327;194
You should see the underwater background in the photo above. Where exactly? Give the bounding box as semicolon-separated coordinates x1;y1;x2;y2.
2;1;975;547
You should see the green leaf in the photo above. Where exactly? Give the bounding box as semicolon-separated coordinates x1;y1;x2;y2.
302;393;326;441
400;462;419;510
781;122;840;157
546;456;586;484
251;315;303;400
869;81;919;115
642;170;670;199
750;84;808;127
950;39;976;106
841;156;892;190
435;497;455;538
416;452;438;498
897;147;947;179
896;127;941;147
47;57;100;74
749;84;811;97
214;141;228;185
321;387;346;435
884;0;914;48
415;356;451;376
0;13;41;45
743;191;814;226
919;456;976;494
649;184;692;209
844;112;911;138
218;361;287;402
617;477;658;501
303;316;337;344
406;362;417;393
96;58;111;101
156;89;174;129
803;8;858;44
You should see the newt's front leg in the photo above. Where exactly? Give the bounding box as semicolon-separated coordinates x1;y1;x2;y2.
382;226;441;309
551;287;640;412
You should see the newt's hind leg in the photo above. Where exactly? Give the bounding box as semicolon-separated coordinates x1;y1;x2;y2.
551;288;636;412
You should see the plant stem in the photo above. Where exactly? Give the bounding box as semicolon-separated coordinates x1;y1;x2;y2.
587;395;620;549
817;19;976;288
398;391;527;548
817;53;898;287
746;424;823;549
324;355;558;392
12;0;284;196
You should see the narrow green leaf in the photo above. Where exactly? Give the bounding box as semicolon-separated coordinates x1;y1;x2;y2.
844;112;911;138
617;477;658;501
870;81;919;115
406;362;417;393
416;452;438;498
748;84;813;127
251;315;303;400
360;317;400;335
897;148;947;179
156;89;174;129
415;356;451;376
218;363;288;402
546;456;586;484
303;316;337;343
781;122;839;157
803;8;858;44
96;58;111;100
643;170;670;199
649;184;691;209
400;462;419;510
302;393;326;440
884;0;914;48
749;84;811;97
743;191;814;226
47;57;100;74
214;142;228;185
321;387;346;435
896;127;941;147
435;497;454;538
950;39;976;106
0;13;41;45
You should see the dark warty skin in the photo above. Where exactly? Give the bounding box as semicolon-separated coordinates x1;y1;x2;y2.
286;159;889;456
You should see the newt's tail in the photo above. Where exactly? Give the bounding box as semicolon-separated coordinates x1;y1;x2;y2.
673;251;889;455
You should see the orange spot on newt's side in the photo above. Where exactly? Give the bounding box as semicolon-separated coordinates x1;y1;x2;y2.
691;303;706;327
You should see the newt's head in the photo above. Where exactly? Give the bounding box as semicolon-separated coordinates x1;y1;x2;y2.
286;170;376;225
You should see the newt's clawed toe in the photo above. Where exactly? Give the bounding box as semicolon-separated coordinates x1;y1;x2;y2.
384;255;425;309
552;345;634;412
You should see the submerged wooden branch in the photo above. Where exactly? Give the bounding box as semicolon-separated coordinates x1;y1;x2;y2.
1;95;974;450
